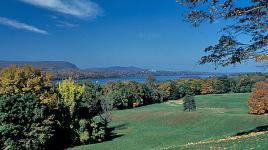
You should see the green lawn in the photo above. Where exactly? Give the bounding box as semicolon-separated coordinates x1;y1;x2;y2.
70;93;268;150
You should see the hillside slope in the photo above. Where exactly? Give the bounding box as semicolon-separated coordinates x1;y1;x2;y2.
70;93;268;150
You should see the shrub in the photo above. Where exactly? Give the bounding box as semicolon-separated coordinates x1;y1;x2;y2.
183;94;196;112
248;80;268;114
76;119;105;144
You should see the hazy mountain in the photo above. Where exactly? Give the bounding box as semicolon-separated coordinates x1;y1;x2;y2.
0;61;220;79
85;66;147;72
0;60;78;71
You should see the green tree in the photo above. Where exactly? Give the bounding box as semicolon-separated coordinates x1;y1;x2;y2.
183;94;196;112
177;82;191;98
0;94;56;150
107;87;131;109
170;81;179;100
212;76;231;94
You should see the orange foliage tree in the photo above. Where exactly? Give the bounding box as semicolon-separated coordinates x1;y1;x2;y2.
248;80;268;114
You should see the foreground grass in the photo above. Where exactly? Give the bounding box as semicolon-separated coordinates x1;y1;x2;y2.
70;93;268;150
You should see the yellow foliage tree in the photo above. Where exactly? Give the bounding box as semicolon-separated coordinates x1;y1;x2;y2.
58;79;85;114
0;65;56;104
158;82;171;100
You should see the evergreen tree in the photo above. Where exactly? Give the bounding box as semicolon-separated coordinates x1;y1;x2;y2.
170;81;179;100
183;94;196;112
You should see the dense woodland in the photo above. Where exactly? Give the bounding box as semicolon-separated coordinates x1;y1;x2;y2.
0;65;267;149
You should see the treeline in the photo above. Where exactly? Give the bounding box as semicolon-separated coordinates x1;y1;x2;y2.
53;69;151;80
102;79;164;109
80;73;268;109
51;69;212;80
158;73;267;101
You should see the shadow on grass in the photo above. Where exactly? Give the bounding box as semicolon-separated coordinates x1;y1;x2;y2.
104;124;127;141
235;125;268;136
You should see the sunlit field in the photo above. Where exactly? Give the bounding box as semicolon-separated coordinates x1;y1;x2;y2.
71;93;268;150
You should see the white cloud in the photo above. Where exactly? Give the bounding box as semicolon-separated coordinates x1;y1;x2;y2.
50;16;78;28
55;20;78;28
0;17;48;34
20;0;101;18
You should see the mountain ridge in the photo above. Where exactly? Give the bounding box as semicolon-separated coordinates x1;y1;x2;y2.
85;66;147;72
0;60;222;80
0;60;79;71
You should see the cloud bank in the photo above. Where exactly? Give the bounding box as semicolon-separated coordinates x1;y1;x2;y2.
0;17;48;34
20;0;101;18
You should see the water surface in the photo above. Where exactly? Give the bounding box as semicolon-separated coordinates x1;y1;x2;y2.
86;75;210;84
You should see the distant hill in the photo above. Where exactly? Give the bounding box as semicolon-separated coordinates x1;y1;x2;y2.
85;66;147;72
0;60;79;71
85;66;215;75
0;61;220;79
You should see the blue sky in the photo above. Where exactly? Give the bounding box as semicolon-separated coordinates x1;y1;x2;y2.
0;0;266;72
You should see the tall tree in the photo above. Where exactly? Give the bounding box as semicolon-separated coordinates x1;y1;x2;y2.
170;81;179;100
177;0;268;66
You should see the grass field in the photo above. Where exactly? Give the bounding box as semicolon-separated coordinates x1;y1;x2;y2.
70;93;268;150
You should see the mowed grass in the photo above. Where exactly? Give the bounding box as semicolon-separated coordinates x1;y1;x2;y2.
70;93;268;150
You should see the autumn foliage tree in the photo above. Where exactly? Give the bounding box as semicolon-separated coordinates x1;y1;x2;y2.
177;0;268;66
158;81;179;100
0;66;109;149
58;79;85;115
0;66;58;149
248;80;268;114
0;65;56;104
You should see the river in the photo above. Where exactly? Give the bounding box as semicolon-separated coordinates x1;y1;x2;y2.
84;75;211;84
